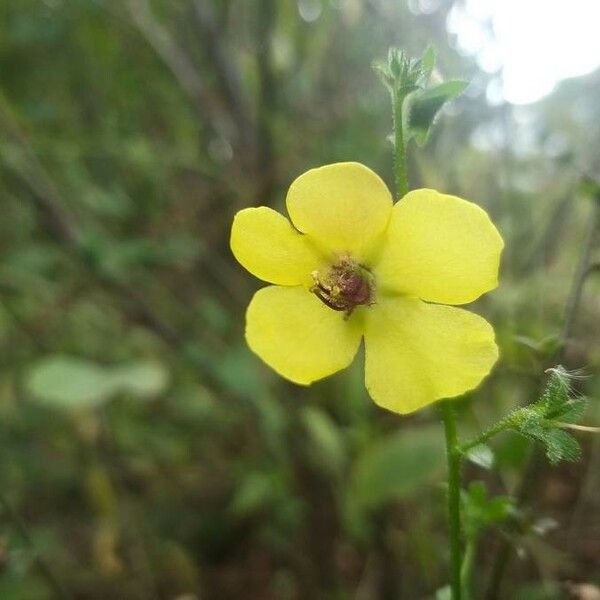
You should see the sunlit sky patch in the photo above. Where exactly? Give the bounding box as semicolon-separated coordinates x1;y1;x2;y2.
447;0;600;105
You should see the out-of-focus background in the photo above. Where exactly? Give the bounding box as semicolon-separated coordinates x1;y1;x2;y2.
0;1;599;599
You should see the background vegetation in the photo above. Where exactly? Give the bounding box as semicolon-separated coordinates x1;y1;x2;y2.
0;1;598;598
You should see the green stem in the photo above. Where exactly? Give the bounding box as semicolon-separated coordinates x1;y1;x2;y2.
458;417;514;455
391;89;409;199
461;538;476;599
442;400;462;600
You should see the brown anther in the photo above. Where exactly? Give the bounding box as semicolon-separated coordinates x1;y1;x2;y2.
310;258;374;317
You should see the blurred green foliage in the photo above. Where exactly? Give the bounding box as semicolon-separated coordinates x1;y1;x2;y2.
0;1;599;599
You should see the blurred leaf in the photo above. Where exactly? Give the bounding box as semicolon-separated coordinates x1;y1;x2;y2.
109;361;169;398
350;425;445;510
406;80;468;145
466;444;495;469
301;406;346;476
420;45;436;82
435;585;451;600
230;472;274;518
462;481;514;540
25;356;116;409
25;355;169;410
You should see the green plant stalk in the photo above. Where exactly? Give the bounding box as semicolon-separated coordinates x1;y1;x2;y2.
390;78;462;597
391;88;409;199
442;400;463;600
461;538;476;599
458;415;515;455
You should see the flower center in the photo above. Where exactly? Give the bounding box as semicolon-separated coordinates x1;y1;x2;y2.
311;258;375;316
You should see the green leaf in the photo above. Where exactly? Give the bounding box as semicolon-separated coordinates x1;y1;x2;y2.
230;472;274;517
350;425;445;510
301;406;346;476
462;481;514;539
466;444;495;469
406;80;468;145
545;429;581;464
26;356;118;409
420;44;436;82
555;399;587;424
26;355;169;410
540;365;571;416
109;361;169;398
435;585;452;600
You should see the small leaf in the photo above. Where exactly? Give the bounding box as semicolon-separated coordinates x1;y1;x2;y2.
301;406;346;476
462;481;514;539
435;585;452;600
406;80;468;145
26;355;169;410
516;410;546;441
230;472;274;517
540;366;571;415
554;399;587;424
350;425;445;510
26;356;117;409
109;361;169;398
420;44;436;82
466;444;495;469
545;429;581;464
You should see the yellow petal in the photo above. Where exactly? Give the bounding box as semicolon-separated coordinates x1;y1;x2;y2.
364;297;498;414
246;286;362;385
286;162;393;260
374;189;504;304
231;207;322;286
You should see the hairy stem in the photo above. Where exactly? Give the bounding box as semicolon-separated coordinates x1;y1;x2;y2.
459;415;515;455
392;89;409;199
442;400;463;600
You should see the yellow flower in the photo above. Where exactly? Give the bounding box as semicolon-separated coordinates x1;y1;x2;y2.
231;162;503;414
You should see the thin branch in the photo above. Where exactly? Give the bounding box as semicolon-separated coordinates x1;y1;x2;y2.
191;0;254;146
254;0;278;202
126;0;233;142
0;96;81;249
560;191;600;346
522;189;574;272
557;423;600;433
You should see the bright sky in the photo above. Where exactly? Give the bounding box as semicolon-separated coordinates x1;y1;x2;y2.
447;0;600;104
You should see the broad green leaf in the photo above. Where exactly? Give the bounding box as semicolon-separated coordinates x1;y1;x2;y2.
26;356;117;409
406;80;468;145
350;425;445;510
